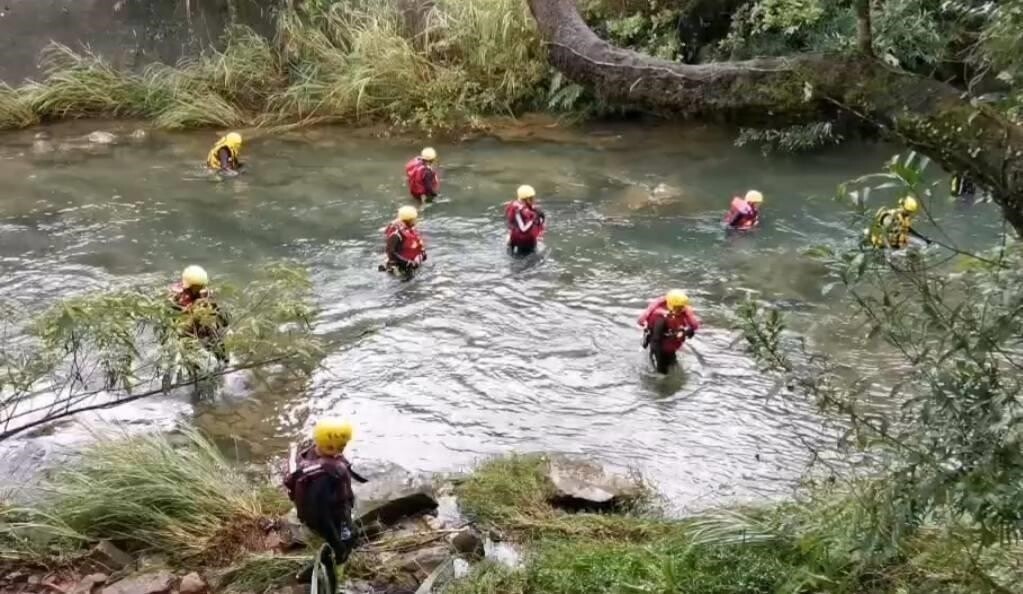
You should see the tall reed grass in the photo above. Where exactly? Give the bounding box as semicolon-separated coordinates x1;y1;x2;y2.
0;0;581;132
0;429;280;562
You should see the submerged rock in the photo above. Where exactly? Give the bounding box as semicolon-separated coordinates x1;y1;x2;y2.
87;131;117;145
100;570;175;594
546;455;643;511
129;129;147;141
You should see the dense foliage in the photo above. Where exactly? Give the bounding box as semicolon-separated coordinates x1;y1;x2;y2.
0;264;321;441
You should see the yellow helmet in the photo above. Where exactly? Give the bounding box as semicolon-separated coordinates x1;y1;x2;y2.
420;147;437;162
398;205;418;223
225;132;242;151
900;196;919;213
517;185;537;201
312;418;354;456
665;289;689;311
181;265;209;289
745;190;764;204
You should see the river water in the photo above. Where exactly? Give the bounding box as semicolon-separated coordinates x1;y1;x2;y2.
0;120;1001;511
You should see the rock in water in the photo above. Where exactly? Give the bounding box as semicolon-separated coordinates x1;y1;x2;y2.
353;465;438;532
87;131;117;144
546;455;643;511
100;570;175;594
129;129;147;140
178;573;206;594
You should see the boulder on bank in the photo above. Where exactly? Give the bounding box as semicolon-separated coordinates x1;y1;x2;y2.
354;465;438;532
545;455;643;511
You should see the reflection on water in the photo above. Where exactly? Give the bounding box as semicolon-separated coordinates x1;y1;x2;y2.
0;120;1001;510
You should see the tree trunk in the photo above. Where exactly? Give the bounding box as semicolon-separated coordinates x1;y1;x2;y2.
854;0;873;57
526;0;1023;234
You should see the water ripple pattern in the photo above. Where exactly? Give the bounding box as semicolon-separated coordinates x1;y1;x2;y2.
0;122;1002;510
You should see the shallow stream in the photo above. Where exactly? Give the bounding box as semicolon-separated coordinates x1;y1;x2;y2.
0;120;1000;510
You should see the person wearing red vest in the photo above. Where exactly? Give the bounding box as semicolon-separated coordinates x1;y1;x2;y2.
405;147;439;202
382;205;427;279
505;184;546;255
724;190;764;230
637;289;700;373
285;418;367;594
168;265;229;363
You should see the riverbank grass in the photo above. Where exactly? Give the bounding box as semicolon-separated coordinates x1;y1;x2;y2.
0;429;287;564
454;456;1023;594
0;0;569;133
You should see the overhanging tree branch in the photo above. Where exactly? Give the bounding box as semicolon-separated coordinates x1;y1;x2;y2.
525;0;1023;235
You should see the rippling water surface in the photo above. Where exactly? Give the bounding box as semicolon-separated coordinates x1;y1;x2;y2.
0;120;1001;510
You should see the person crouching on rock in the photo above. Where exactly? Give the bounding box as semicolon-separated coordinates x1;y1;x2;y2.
285;418;368;594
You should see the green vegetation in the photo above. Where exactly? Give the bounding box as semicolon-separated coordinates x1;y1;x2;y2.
452;455;1023;594
0;0;582;133
0;264;321;441
0;429;288;564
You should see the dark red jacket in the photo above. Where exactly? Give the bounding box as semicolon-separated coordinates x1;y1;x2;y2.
405;158;438;199
284;444;355;522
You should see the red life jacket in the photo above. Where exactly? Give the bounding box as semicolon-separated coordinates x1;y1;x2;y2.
385;220;426;262
505;200;543;244
283;444;354;518
405;158;438;198
169;282;209;310
725;197;759;229
638;298;699;354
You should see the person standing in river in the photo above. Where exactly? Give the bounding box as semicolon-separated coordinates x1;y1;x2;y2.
381;205;427;279
405;147;439;202
506;184;546;255
638;290;700;374
724;190;764;230
206;132;244;175
168;265;229;363
285;418;366;594
867;196;931;250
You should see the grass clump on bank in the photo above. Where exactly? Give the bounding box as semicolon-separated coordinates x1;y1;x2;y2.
0;429;287;565
453;456;1023;594
0;0;586;133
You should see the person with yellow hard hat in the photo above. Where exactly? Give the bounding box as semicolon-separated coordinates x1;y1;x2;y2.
284;418;367;594
637;289;701;373
405;147;440;202
206;132;244;174
168;265;229;363
868;196;931;250
724;189;764;230
505;184;547;255
381;205;427;279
